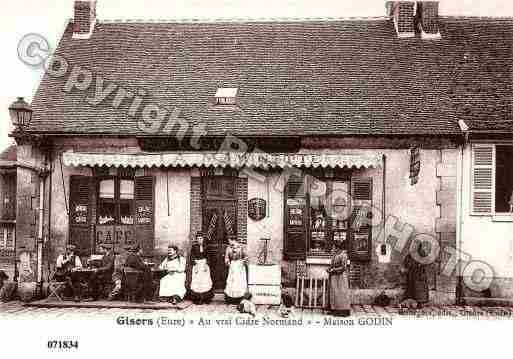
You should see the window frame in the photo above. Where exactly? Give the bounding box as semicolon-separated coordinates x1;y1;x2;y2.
305;173;351;257
96;174;136;226
470;143;513;216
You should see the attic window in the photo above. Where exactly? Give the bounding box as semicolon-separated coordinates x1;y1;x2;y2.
215;88;238;105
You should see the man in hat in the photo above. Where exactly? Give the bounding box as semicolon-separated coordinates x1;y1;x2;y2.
123;244;152;302
0;270;16;302
54;244;83;300
0;270;8;291
88;243;116;301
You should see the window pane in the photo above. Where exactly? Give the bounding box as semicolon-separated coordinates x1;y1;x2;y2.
495;146;513;213
98;202;115;224
99;179;115;199
120;179;135;200
309;178;328;253
120;201;134;225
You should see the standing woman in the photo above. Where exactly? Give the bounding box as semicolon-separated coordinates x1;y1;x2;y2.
327;241;351;317
224;237;248;304
403;241;429;307
159;245;187;304
190;234;214;304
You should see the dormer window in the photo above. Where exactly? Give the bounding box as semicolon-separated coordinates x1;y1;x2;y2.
215;88;238;105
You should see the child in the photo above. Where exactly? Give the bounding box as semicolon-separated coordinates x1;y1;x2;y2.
237;293;257;317
279;294;295;318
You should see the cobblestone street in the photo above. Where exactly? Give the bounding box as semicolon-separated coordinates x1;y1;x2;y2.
2;301;513;320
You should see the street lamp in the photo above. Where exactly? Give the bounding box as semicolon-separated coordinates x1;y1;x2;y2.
9;97;33;131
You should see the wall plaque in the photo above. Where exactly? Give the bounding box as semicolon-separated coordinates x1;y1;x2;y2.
248;198;266;221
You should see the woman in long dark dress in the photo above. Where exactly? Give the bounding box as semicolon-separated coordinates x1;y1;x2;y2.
190;234;214;304
327;241;351;317
403;241;429;306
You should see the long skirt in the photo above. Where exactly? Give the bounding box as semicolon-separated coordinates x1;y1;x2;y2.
329;272;351;315
159;272;186;299
191;259;213;295
224;260;247;300
406;268;429;303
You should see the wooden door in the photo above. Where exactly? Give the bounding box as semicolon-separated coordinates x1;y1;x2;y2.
202;177;237;291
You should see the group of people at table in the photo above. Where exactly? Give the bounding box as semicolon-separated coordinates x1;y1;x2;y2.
53;234;249;305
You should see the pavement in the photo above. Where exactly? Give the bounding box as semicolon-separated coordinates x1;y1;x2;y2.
2;300;513;320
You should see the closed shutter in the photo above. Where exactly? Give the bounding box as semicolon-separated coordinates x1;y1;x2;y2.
283;178;307;260
135;176;155;255
471;144;494;215
69;176;94;256
350;177;372;261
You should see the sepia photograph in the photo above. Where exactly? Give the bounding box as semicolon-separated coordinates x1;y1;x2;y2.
1;0;512;356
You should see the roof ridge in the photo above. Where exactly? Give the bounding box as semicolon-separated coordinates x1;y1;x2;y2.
98;16;391;24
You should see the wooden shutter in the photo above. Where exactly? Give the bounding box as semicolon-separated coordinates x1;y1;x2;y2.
69;176;94;256
471;144;494;215
350;177;372;261
135;176;155;256
283;178;307;260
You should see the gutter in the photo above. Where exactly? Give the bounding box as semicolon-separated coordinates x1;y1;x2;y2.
456;120;468;305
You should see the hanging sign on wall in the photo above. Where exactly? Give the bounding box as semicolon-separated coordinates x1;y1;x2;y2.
248;198;267;221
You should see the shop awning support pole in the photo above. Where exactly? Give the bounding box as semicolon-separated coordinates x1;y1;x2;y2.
36;163;50;299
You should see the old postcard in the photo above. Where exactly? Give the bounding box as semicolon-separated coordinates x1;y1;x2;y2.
1;0;512;356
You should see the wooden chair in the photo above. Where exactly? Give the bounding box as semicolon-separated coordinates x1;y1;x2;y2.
47;281;67;301
123;268;144;302
295;276;328;310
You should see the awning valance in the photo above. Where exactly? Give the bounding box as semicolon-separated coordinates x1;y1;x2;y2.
62;151;382;169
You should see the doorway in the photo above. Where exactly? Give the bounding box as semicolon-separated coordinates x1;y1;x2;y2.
201;176;238;291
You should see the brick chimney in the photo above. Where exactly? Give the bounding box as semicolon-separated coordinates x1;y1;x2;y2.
389;1;416;38
73;0;97;38
418;1;441;39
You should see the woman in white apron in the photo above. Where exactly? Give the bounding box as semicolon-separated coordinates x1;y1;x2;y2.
159;245;187;304
190;234;213;304
224;238;248;304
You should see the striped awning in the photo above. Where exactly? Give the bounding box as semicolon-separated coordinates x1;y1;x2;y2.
62;151;382;169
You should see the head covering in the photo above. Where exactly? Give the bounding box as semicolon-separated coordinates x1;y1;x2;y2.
100;243;113;250
66;244;77;251
126;244;141;252
334;240;347;251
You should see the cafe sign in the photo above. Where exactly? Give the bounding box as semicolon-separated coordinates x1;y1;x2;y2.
248;198;266;221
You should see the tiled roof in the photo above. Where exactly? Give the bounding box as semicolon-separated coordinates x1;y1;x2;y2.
28;17;513;137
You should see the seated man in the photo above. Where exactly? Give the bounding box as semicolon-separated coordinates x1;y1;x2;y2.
88;243;115;300
123;244;152;302
0;271;15;303
54;244;83;301
0;270;7;289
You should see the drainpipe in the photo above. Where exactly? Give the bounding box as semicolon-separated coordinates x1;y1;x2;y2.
456;120;469;305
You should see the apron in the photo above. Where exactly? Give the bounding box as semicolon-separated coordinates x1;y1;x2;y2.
224;259;247;299
159;257;187;299
191;259;213;294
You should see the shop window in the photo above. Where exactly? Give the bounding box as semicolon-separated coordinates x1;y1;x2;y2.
471;144;513;214
97;177;135;225
284;171;371;261
309;177;350;255
0;226;15;250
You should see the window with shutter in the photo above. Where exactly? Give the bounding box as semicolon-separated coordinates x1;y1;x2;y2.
284;178;307;260
69;176;94;256
350;177;372;261
135;176;155;255
471;144;494;215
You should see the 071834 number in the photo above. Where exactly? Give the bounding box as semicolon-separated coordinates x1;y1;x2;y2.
47;340;79;350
